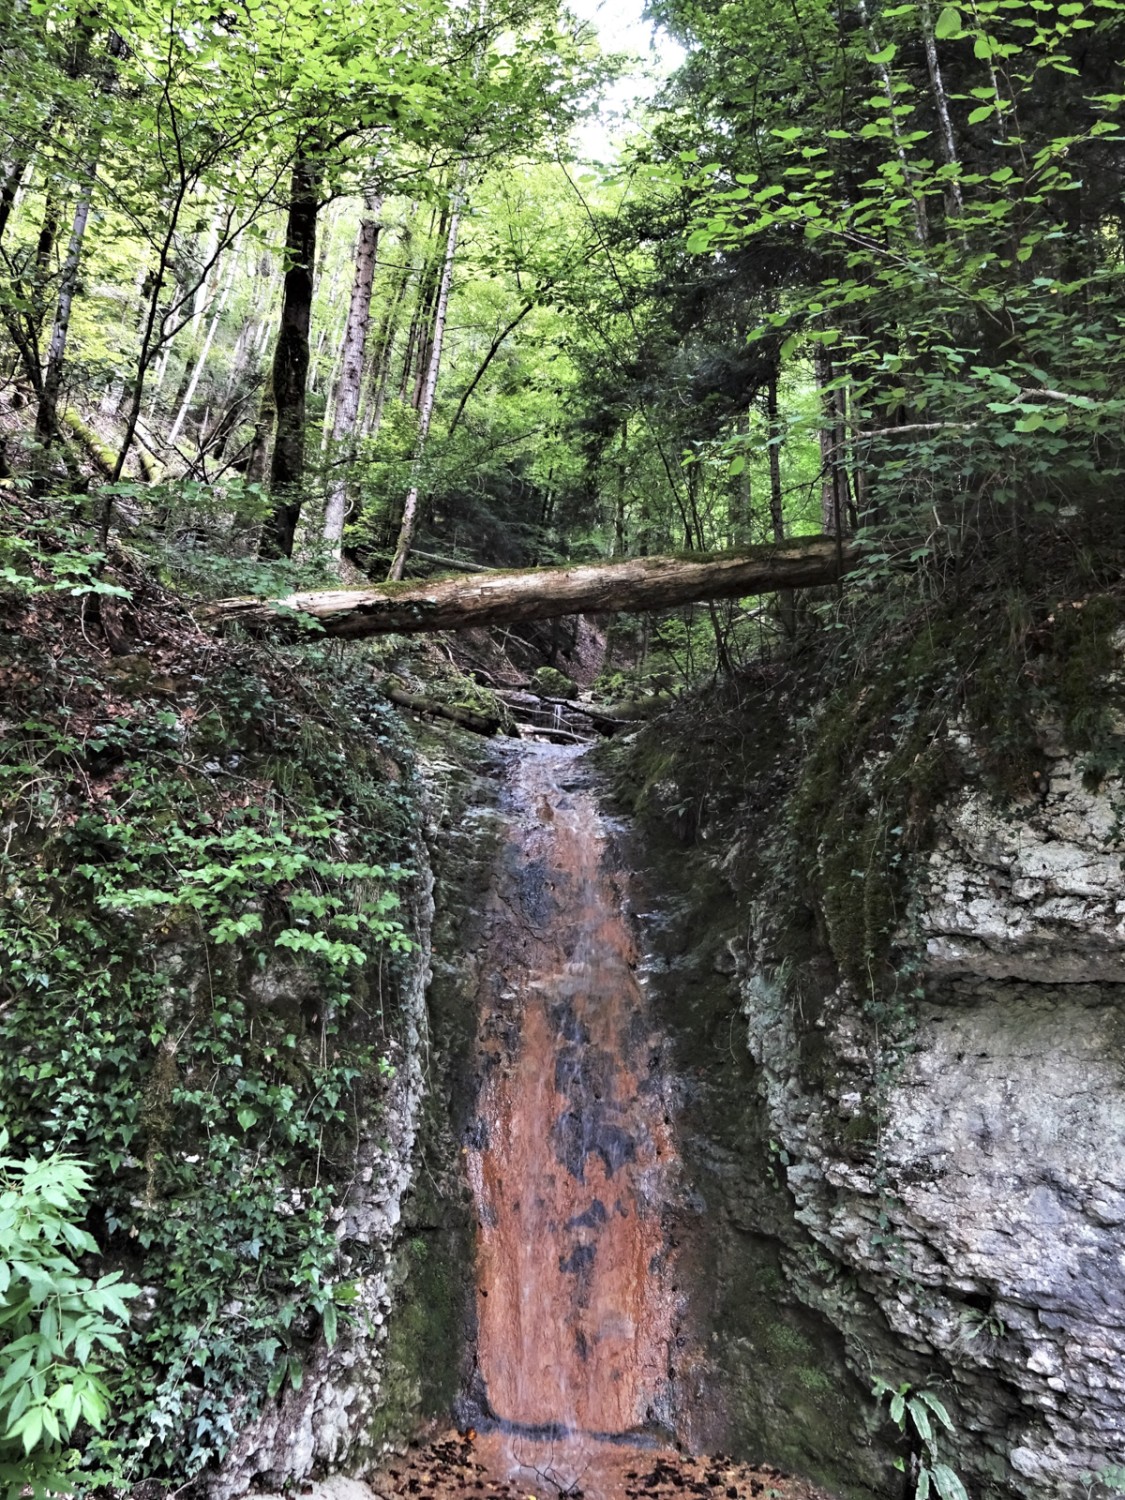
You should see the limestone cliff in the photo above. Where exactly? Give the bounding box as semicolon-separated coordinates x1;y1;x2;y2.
613;621;1125;1500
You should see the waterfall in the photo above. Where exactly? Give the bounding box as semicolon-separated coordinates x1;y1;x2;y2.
465;743;677;1495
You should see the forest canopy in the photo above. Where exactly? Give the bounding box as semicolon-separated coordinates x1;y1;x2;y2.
3;0;1121;619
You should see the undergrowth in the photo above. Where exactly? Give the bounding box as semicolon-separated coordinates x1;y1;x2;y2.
0;497;425;1488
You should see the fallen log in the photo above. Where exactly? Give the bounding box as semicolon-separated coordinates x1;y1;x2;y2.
380;683;503;737
199;534;858;640
494;688;637;736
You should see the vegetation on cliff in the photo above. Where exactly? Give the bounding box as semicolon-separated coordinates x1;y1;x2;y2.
3;0;1125;1486
0;497;425;1488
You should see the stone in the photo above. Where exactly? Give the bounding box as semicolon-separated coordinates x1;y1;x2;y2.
738;740;1125;1498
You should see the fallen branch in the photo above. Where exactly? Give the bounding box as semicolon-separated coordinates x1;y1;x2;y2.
495;688;636;735
199;534;858;640
380;683;503;737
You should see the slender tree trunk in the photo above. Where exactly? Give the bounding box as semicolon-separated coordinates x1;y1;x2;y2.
400;203;445;405
189;201;226;341
362;247;412;439
816;346;840;533
323;191;383;553
0;157;27;244
33;150;98;477
387;169;466;581
920;0;964;216
244;382;276;484
766;374;785;543
613;422;628;556
166;251;238;450
260;150;320;560
410;246;445;411
31;188;60;337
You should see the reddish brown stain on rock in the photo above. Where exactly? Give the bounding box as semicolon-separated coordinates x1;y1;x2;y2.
465;745;676;1471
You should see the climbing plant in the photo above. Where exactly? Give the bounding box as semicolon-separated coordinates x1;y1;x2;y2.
0;503;424;1484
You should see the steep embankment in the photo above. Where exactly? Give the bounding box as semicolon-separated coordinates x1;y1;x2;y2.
607;548;1125;1500
0;533;460;1495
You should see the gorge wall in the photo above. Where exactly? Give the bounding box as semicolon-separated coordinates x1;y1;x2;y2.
614;667;1125;1499
201;625;1125;1500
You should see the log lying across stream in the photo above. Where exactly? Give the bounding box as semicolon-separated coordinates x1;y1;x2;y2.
199;535;858;639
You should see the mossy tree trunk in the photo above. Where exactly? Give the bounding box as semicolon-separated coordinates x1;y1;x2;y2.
202;534;859;638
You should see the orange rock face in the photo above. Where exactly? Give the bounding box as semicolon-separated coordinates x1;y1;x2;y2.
465;744;676;1477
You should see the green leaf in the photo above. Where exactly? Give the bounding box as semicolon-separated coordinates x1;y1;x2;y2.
917;1392;956;1432
908;1398;933;1442
968;104;994;123
931;1463;970;1500
934;4;963;34
323;1300;338;1348
866;43;897;63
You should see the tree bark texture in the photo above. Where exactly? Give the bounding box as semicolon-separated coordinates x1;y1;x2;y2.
34;151;98;462
200;534;858;638
260;151;320;559
323;192;383;552
0;157;27;244
387;168;465;580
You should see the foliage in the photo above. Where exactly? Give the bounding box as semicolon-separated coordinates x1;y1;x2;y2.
0;1136;138;1498
673;0;1125;547
1082;1465;1125;1498
873;1378;969;1500
0;512;424;1484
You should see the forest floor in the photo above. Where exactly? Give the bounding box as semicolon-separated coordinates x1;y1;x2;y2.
262;1431;838;1500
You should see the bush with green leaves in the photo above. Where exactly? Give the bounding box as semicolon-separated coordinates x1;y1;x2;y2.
0;1135;138;1497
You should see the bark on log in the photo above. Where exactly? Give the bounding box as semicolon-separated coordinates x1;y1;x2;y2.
380;684;503;736
199;534;857;639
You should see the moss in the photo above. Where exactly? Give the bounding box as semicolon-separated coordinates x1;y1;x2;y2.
367;1232;464;1447
531;665;579;699
1048;592;1122;750
60;408;117;475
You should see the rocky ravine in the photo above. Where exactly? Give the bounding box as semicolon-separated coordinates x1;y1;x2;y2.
744;743;1125;1497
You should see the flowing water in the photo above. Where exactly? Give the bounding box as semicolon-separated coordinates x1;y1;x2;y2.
464;741;679;1496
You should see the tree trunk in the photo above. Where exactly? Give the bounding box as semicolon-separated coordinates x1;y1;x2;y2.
920;0;964;216
387;169;466;580
33;150;98;474
361;248;412;440
408;204;450;410
0;157;27;244
260;150;320;560
323;191;383;553
766;378;785;543
166;251;238;450
200;534;859;639
395;203;440;403
816;346;843;534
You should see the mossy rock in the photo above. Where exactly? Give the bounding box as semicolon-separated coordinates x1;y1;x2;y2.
531;665;579;699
